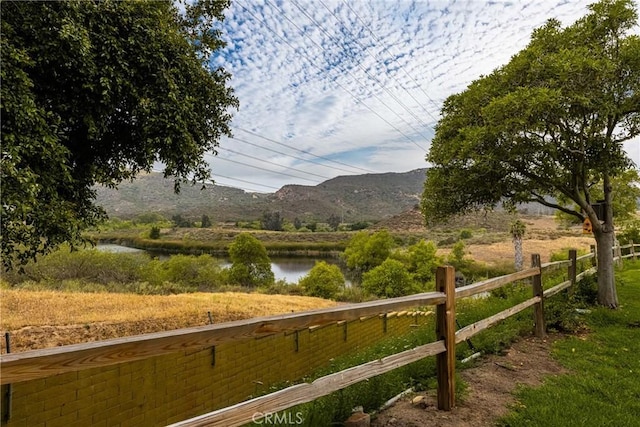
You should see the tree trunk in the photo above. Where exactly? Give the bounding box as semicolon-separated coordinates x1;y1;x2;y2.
513;236;523;271
594;229;618;308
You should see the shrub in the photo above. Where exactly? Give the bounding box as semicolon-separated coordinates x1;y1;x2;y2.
362;259;417;298
299;261;345;299
343;230;395;273
149;226;161;239
617;219;640;245
459;229;473;239
156;254;224;290
228;233;274;287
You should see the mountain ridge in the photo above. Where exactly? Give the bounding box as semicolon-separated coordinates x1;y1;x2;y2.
95;169;428;222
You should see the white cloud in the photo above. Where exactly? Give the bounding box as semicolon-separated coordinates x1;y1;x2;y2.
205;0;639;191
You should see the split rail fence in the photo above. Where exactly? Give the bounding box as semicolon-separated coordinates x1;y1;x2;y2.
0;242;637;426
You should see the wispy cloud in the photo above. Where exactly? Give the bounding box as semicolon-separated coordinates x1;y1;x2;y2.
205;0;639;192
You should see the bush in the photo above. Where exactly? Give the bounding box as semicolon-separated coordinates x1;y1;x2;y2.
459;229;473;239
618;219;640;245
343;230;395;273
362;259;417;298
228;233;274;287
299;261;345;299
151;254;223;290
149;226;161;239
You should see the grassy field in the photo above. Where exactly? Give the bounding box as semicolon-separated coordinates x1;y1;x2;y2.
498;260;640;426
0;291;336;352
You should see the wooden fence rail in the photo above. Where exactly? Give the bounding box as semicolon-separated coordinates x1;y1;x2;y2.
1;244;637;427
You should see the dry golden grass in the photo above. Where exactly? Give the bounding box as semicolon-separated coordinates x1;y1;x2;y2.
439;216;595;265
0;290;336;352
465;236;594;265
1;290;335;330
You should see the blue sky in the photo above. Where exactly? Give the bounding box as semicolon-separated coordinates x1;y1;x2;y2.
205;0;640;192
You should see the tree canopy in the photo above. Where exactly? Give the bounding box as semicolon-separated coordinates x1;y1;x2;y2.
228;233;274;287
422;0;639;307
1;0;238;269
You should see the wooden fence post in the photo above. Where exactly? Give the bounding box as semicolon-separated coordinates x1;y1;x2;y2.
630;240;636;261
531;254;545;338
435;266;456;411
614;241;622;266
568;249;577;296
590;245;597;267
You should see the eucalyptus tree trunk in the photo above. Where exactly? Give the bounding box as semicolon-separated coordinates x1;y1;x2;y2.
513;236;523;271
591;179;618;309
510;219;526;271
594;227;618;308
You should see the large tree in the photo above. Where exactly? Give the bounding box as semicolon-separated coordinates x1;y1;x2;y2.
422;0;639;308
1;0;238;269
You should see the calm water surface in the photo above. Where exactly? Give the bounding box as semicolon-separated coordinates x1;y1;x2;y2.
97;244;346;284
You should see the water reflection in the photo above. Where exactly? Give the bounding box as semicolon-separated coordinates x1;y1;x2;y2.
97;244;349;285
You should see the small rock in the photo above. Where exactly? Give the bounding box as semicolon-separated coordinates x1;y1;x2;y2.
411;395;425;405
345;411;370;427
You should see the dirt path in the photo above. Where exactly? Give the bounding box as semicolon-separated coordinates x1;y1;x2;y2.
371;334;568;427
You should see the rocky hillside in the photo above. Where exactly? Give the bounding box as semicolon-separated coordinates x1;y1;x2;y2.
94;169;427;222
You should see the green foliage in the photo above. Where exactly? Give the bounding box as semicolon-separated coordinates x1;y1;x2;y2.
343;230;395;273
293;217;302;230
261;211;283;231
617;219;640;244
327;214;341;231
3;247;226;294
201;214;212;228
362;259;417;298
171;214;193;228
1;0;237;270
348;221;371;231
143;254;224;290
259;280;305;296
227;233;274;287
449;241;466;265
498;261;640;427
405;239;441;285
421;0;638;306
299;261;345;299
459;229;473;239
149;226;161;240
134;213;167;225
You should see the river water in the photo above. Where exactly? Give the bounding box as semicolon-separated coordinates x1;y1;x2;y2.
96;243;347;285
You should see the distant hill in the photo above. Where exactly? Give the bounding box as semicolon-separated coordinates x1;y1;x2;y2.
94;169;427;222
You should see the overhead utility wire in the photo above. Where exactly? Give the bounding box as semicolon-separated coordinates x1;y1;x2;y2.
213;156;321;184
306;0;434;134
280;0;429;151
212;173;281;191
230;135;364;175
321;0;439;126
236;0;427;153
214;181;272;193
221;146;332;180
234;127;375;174
342;0;442;123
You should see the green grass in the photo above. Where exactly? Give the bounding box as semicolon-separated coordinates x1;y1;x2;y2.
498;259;640;427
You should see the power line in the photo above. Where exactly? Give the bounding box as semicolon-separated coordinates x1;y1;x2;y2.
235;0;428;153
221;146;332;180
234;127;376;174
212;173;282;191
214;181;272;193
230;135;365;175
213;156;321;184
301;0;435;134
276;0;429;151
341;0;442;123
